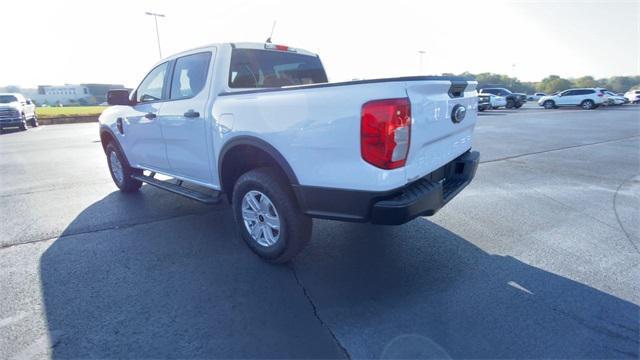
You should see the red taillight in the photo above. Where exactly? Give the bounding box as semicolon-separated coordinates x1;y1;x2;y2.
265;43;295;52
361;98;411;169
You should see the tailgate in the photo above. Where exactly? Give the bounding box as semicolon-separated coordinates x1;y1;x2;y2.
404;79;477;182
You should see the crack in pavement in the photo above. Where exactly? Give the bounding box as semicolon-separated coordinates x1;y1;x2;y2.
0;209;223;251
480;135;640;164
612;175;640;254
290;263;351;359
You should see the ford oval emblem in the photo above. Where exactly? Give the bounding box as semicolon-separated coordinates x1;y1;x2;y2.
451;104;466;123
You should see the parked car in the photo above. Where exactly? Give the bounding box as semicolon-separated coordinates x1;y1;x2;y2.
477;93;491;111
528;92;546;101
0;93;38;132
624;89;640;104
538;88;605;110
100;42;480;263
478;87;524;108
604;91;626;105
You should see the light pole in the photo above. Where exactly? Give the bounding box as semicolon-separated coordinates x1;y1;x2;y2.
418;50;426;74
145;12;165;58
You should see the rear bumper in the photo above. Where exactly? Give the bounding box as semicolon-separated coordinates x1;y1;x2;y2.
293;150;480;225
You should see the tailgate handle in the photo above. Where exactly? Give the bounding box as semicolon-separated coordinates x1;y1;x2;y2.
448;81;467;98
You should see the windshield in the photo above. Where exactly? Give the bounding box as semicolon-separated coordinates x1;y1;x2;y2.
229;48;328;88
0;95;18;103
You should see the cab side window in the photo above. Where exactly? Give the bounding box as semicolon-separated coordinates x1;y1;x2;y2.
136;62;169;103
170;52;212;100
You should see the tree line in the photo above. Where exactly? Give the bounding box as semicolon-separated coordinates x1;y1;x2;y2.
447;73;640;94
3;74;640;96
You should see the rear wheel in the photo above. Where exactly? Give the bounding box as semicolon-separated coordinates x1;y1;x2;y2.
581;99;595;110
543;100;555;109
232;168;312;263
106;142;142;192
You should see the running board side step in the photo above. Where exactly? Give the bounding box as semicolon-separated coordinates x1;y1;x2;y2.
131;174;222;204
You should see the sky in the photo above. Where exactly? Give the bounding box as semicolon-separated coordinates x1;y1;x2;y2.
1;0;638;88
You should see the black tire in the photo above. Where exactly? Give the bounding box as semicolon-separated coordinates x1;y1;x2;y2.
581;99;595;110
506;99;515;109
105;142;142;192
19;115;27;131
29;115;38;127
514;102;523;109
543;100;555;109
232;167;312;263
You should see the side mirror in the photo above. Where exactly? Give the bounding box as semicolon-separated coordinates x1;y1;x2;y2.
107;89;132;106
26;99;32;105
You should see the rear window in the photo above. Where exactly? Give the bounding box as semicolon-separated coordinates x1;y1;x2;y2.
228;49;328;88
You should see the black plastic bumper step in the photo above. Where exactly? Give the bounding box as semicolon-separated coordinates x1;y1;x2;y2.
131;174;222;204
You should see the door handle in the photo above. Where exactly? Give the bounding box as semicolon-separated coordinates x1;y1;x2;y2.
183;110;200;118
144;112;156;119
116;117;124;134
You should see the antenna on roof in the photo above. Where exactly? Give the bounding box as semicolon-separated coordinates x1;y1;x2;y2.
266;21;277;43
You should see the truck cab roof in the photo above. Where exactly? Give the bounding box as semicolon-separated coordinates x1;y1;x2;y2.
152;42;319;67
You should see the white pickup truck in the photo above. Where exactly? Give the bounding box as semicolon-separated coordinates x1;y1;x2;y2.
100;42;480;263
0;93;38;132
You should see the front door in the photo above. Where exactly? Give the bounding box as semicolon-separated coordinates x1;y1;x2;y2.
123;61;171;171
557;90;576;106
158;51;214;183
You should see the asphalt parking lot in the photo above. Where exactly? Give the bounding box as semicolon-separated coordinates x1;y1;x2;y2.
1;103;639;358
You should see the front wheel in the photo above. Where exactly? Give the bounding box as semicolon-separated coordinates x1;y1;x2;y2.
581;99;595;110
232;168;312;263
543;100;555;109
19;115;27;131
106;142;142;192
506;99;515;109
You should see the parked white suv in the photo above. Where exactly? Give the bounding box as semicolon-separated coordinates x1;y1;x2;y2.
0;93;38;132
99;42;480;263
538;88;605;110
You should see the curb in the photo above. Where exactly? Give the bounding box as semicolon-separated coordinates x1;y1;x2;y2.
38;116;99;125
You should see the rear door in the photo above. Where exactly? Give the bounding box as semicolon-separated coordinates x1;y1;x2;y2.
404;80;478;182
157;50;215;183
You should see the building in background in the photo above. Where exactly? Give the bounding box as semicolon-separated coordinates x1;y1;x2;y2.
31;83;126;105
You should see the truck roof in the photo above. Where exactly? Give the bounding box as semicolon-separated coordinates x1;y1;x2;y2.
154;42;319;67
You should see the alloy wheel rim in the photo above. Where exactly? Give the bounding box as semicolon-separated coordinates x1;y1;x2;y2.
241;190;281;247
109;151;124;184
